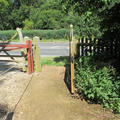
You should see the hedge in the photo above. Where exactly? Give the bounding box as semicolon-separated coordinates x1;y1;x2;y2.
0;29;70;41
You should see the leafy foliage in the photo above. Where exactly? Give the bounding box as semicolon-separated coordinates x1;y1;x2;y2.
0;0;9;30
26;8;64;29
62;0;120;38
75;55;120;113
0;0;120;39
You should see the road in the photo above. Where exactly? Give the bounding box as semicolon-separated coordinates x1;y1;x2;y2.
0;42;69;57
40;42;69;57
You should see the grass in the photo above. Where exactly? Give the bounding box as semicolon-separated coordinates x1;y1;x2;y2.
41;56;69;66
39;39;69;42
0;39;19;43
0;39;69;43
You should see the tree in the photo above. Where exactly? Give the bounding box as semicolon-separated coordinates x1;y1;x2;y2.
23;0;66;29
61;0;120;37
0;0;9;30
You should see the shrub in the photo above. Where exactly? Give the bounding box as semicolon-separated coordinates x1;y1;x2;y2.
75;55;120;113
0;30;16;41
0;29;70;41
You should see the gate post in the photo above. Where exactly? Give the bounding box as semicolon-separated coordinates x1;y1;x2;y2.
16;28;23;42
33;36;41;72
70;24;75;94
26;40;34;74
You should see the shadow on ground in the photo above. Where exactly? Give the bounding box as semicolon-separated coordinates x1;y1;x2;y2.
0;60;22;75
5;112;14;120
53;56;69;65
53;56;71;93
0;60;22;87
0;104;14;120
64;65;71;93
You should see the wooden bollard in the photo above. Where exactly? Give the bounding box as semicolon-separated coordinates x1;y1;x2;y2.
33;36;41;72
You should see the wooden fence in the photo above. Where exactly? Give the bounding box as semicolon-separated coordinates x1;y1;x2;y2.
68;25;120;94
75;37;120;58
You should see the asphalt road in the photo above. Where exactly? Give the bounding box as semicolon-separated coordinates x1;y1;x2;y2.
40;42;69;57
0;42;69;57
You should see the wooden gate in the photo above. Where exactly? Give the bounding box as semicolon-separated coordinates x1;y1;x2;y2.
0;40;34;74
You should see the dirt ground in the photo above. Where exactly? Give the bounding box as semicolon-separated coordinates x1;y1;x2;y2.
0;63;120;120
0;58;31;119
11;66;119;120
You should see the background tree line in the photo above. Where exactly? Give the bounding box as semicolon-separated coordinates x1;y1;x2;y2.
0;0;120;39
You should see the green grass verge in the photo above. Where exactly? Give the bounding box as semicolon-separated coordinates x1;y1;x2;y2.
41;56;69;66
39;39;69;42
1;39;68;43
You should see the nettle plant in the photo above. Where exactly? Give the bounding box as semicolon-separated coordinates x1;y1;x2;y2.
75;55;120;113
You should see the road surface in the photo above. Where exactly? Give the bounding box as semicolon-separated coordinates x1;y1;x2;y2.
40;42;69;57
0;42;69;57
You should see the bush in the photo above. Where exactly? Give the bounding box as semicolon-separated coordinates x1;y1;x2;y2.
0;30;16;41
0;29;70;41
75;55;120;113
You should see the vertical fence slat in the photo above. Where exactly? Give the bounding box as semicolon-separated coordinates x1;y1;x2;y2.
93;37;96;54
97;39;100;54
85;37;88;56
110;38;113;57
79;38;82;57
89;37;92;53
81;38;84;56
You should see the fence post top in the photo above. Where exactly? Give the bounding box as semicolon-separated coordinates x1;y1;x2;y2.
24;36;29;41
33;36;39;39
24;36;29;39
70;24;73;28
16;27;22;31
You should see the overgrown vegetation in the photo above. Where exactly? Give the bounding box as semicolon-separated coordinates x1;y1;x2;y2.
75;54;120;114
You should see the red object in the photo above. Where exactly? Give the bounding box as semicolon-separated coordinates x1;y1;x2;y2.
0;44;28;48
0;41;34;74
26;40;34;74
